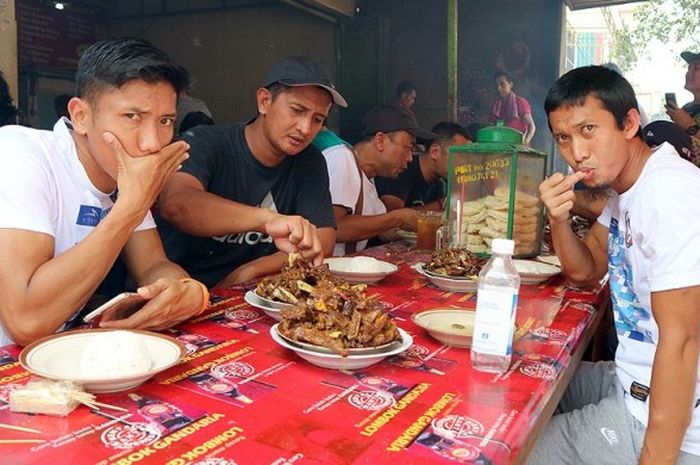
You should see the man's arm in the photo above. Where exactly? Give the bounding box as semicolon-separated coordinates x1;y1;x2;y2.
380;194;406;212
214;227;335;287
334;205;417;242
99;228;204;331
523;113;536;146
640;285;700;465
0;135;189;346
159;172;324;264
539;171;608;286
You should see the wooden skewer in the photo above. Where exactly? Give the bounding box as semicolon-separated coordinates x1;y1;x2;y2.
0;423;41;435
73;395;129;413
0;439;46;444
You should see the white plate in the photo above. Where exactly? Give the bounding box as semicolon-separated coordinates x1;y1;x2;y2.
412;263;478;293
512;259;561;285
535;255;561;268
276;330;401;355
244;290;293;320
395;229;417;246
412;309;475;348
270;325;413;370
323;257;398;284
20;329;185;393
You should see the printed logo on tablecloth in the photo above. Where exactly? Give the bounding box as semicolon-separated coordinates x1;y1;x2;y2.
188;459;238;465
529;327;568;342
519;363;557;381
403;344;430;358
569;301;595;314
101;422;161;449
225;309;260;321
347;390;395;411
432;415;485;439
211;361;255;379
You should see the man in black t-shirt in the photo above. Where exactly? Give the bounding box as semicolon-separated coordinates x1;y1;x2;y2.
157;56;347;288
375;121;470;211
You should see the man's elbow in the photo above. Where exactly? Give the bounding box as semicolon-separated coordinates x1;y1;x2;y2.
158;195;192;228
2;316;54;347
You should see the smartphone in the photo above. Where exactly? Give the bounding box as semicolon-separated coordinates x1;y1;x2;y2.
665;92;677;108
83;292;148;323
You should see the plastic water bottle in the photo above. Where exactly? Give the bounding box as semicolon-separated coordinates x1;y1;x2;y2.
471;238;520;373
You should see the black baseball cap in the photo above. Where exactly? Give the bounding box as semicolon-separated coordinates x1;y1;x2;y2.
361;105;436;141
681;51;700;64
263;56;347;108
643;120;693;160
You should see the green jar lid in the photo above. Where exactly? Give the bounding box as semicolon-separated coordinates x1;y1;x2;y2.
476;120;523;144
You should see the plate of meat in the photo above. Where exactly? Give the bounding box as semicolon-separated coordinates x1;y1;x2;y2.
413;248;487;292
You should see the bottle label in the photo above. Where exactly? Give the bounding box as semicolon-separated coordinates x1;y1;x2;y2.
472;287;518;356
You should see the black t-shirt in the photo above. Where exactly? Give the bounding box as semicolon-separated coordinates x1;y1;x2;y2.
375;155;445;207
683;102;700;118
157;122;336;287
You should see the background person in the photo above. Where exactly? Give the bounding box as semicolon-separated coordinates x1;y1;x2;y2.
393;80;417;118
489;70;536;145
667;50;700;166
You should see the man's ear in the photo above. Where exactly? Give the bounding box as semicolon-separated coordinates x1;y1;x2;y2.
429;142;441;161
623;108;642;140
68;97;90;135
256;87;272;116
374;132;386;151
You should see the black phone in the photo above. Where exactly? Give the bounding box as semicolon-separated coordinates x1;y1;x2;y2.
665;92;677;108
83;292;148;323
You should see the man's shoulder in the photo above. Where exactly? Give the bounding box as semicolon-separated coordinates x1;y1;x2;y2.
0;125;64;165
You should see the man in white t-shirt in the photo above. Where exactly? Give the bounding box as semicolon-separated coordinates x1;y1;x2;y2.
531;66;700;465
0;38;212;347
313;105;435;256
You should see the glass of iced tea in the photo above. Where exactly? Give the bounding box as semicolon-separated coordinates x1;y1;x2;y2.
416;210;444;250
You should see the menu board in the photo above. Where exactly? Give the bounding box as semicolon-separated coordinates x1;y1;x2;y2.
16;0;107;70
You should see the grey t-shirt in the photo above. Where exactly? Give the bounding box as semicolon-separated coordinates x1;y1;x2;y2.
157;122;336;287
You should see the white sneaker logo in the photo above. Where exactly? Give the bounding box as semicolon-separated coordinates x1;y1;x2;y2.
600;427;619;446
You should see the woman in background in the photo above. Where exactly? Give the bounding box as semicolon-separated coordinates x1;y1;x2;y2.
489;71;535;145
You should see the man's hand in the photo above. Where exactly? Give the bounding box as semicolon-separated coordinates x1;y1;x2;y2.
391;208;419;231
264;214;324;265
104;132;189;212
100;277;204;330
539;171;586;225
665;104;695;130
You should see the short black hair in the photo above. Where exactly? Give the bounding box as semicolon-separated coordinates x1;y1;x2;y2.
544;65;642;138
429;121;470;148
494;70;513;83
76;37;189;103
396;80;416;98
0;70;17;126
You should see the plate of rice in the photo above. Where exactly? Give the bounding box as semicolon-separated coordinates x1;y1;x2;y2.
20;329;185;393
323;256;398;284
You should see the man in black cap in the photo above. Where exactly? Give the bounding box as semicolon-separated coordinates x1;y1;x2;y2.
667;50;700;165
313;105;435;256
157;56;346;287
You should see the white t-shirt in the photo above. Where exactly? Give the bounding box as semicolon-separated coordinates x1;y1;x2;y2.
0;119;155;346
321;144;387;256
597;142;700;454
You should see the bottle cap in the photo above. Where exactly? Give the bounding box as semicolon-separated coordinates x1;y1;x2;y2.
491;238;515;254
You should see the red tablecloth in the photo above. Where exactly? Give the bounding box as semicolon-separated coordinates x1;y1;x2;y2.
0;244;607;465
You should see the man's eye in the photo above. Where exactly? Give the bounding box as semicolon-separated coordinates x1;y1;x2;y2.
161;117;175;127
582;125;595;134
555;135;568;144
125;113;140;121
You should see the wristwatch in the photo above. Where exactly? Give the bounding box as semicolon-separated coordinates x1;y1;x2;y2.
688;124;700;136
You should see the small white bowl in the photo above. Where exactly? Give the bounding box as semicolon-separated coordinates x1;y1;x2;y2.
512;259;561;285
412;309;475;348
270;325;412;370
20;329;185;393
244;290;292;321
323;257;399;284
412;263;478;293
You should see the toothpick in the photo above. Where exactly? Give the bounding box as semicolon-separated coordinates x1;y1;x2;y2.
0;439;46;444
0;423;41;435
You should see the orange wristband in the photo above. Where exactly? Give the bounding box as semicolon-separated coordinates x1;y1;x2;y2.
179;278;210;315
